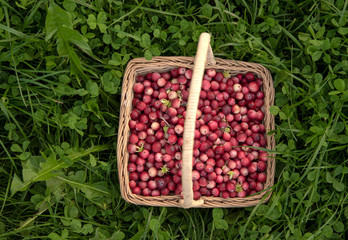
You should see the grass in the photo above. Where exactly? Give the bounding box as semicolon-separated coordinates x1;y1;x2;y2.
0;0;347;239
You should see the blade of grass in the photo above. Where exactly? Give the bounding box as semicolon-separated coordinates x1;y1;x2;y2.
56;176;110;196
108;0;145;28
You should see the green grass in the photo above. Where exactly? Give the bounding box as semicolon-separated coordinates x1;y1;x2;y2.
0;0;347;239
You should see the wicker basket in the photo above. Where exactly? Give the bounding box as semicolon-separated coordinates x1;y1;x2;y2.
117;33;275;208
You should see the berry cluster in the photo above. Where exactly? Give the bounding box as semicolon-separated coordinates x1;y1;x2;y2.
128;67;268;198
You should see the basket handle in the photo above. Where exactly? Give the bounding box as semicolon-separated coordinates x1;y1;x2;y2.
179;32;216;208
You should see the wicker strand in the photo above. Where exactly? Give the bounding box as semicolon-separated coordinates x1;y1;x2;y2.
207;44;216;66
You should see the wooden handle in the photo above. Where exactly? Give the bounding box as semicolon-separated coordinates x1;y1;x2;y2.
179;32;216;208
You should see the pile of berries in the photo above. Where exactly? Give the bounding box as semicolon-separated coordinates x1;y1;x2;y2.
128;67;268;199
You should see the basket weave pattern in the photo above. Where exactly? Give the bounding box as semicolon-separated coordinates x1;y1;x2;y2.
117;56;275;208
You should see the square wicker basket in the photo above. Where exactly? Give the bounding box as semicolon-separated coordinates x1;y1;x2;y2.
117;33;275;208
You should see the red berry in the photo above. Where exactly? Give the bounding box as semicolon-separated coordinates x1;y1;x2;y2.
205;164;214;173
177;75;187;85
202;80;211;90
256;91;264;99
127;163;137;172
237;133;247;143
245;72;255;81
193;191;201;200
208;121;218;131
134;83;144;93
240;167;249;176
199;177;208;187
151;190;160;196
192;170;201;181
241;157;251;167
152;142;162;152
257;173;266;183
231;104;240;114
248;81;259;93
139;150;149;159
257;161;267;172
178;67;186;75
207;172;217;181
132;187;141;195
209;81;219;91
137;75;145;82
173;174;181;184
214;146;224;155
255;182;264;192
220;104;231;114
212;188;220;197
168;107;177;117
207;69;216;78
206;180;216;189
195;162;205;171
151;72;161;81
139;172;149;181
129;172;139;181
215;72;223;82
156;179;166;190
248;162;258;174
129;134;139;144
200;125;210;135
226;182;235;192
170;68;179;77
216;175;224;183
185;70;192;79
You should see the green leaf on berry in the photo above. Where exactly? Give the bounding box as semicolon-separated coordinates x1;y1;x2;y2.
227;171;234;180
163;125;169;135
161;165;169;174
161;99;171;107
